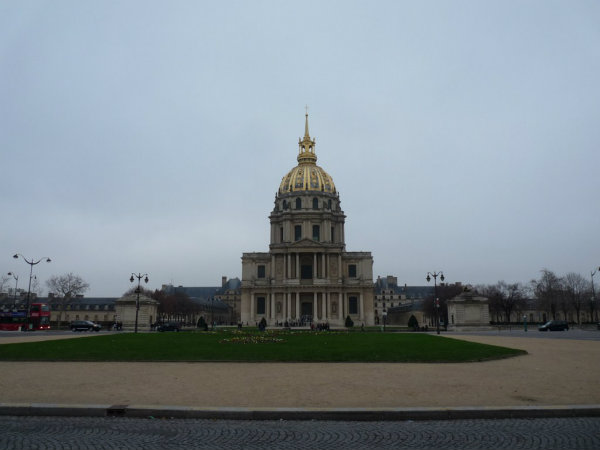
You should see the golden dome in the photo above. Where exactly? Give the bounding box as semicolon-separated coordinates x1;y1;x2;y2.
278;113;336;195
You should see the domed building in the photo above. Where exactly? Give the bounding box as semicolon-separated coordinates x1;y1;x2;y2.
241;114;374;326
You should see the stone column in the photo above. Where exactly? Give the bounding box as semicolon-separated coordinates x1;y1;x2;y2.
296;293;300;319
271;255;275;279
360;292;364;321
286;254;291;279
286;292;291;320
250;293;255;324
321;292;326;320
313;253;317;278
322;254;326;279
313;292;318;320
296;253;300;279
270;293;275;320
338;255;342;280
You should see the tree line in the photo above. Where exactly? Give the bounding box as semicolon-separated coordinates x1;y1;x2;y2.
5;268;596;326
476;269;596;324
422;269;597;325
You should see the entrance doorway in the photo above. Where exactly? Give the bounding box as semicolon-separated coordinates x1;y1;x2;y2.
301;302;313;317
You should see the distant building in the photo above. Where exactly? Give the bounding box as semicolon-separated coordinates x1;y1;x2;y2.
374;275;433;325
161;277;239;324
446;288;490;330
45;296;117;327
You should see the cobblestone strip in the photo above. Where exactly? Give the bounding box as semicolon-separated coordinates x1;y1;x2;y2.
1;416;599;449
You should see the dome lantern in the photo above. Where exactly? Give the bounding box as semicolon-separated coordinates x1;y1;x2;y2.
297;112;317;165
278;112;336;195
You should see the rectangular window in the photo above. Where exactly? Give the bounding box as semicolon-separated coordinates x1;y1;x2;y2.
348;264;357;278
257;297;266;315
295;225;302;241
257;265;265;278
280;227;284;242
331;227;334;242
349;296;358;315
312;225;320;241
301;265;313;279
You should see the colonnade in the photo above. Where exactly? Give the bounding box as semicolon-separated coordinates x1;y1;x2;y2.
270;252;342;280
249;291;365;325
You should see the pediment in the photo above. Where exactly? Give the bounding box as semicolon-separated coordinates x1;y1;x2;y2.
289;238;327;249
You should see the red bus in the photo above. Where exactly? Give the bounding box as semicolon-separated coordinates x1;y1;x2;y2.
0;302;51;331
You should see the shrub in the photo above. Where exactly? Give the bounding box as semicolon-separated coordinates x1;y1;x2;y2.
197;316;208;331
345;315;354;328
259;317;267;331
408;315;419;330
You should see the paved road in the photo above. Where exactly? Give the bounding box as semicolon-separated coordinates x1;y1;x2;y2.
451;328;600;341
1;416;599;449
2;328;599;341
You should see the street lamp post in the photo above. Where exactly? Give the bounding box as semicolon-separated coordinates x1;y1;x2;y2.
7;272;19;310
426;271;445;335
13;254;51;330
130;273;149;333
211;296;214;330
591;267;600;322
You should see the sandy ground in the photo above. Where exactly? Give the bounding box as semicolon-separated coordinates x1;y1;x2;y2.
0;334;598;408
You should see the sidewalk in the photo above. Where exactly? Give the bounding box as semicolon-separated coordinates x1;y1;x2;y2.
0;333;598;420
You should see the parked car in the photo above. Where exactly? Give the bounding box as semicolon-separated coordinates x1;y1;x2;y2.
156;322;180;332
70;320;102;332
538;320;569;331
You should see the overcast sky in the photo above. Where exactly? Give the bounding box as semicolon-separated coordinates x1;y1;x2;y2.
1;1;599;297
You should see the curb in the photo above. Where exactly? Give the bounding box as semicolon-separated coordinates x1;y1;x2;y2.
1;403;599;421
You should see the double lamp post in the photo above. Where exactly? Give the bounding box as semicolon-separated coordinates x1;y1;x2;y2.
12;254;51;330
426;270;444;335
130;273;148;333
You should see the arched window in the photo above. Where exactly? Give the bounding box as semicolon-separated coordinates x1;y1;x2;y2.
295;198;301;209
312;198;318;210
282;200;287;210
328;199;332;209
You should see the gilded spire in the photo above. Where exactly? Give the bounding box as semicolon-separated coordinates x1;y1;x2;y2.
298;109;317;164
304;109;310;139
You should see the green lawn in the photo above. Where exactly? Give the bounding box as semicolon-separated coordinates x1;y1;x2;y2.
0;330;526;362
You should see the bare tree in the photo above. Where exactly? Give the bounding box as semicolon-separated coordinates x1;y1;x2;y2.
423;283;463;328
30;277;42;298
46;273;90;328
476;284;503;323
479;281;526;324
534;269;563;321
564;272;590;324
0;275;10;294
502;282;527;323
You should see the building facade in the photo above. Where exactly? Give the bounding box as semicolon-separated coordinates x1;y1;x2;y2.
373;275;433;325
241;114;374;326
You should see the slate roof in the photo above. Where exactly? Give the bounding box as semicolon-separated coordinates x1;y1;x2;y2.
218;277;241;292
161;285;230;310
374;279;433;299
43;297;117;310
